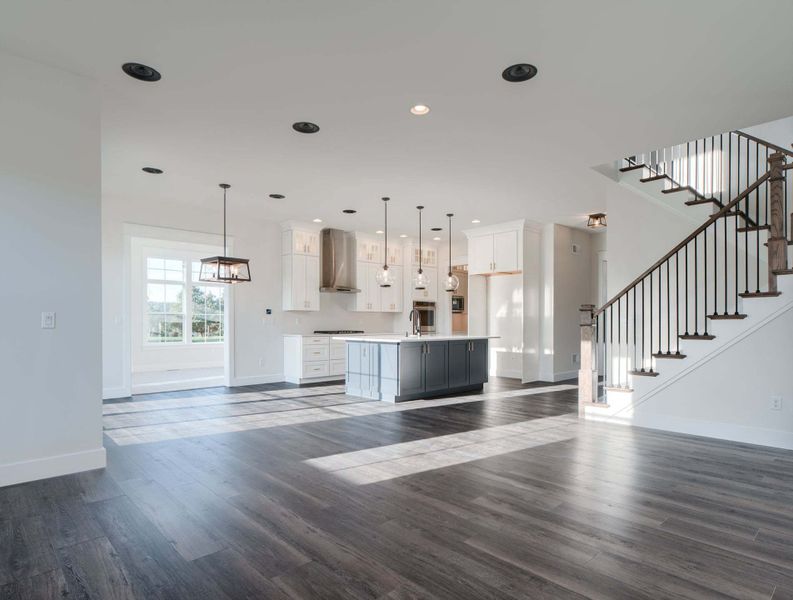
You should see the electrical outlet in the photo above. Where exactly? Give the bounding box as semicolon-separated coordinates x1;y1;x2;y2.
571;243;580;255
572;352;579;365
41;312;56;329
771;396;783;411
265;308;272;315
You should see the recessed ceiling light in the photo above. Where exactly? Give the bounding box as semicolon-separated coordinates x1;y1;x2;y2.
342;209;357;214
410;104;430;116
141;167;163;174
430;227;442;232
269;193;285;199
502;63;538;83
433;236;441;241
399;234;408;238
292;121;320;134
122;62;161;82
313;218;323;223
472;219;481;224
376;230;384;234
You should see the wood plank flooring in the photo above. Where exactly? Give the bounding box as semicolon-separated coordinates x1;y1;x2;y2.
2;378;793;599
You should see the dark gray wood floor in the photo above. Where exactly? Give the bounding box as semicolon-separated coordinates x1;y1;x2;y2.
2;378;793;599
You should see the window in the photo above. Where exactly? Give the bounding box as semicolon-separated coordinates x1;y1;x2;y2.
144;256;224;345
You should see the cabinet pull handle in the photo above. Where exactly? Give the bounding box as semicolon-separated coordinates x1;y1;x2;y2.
427;343;431;354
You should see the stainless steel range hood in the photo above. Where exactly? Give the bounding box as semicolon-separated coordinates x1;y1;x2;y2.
320;228;360;293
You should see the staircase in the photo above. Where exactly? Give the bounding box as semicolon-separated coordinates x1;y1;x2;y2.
579;129;793;423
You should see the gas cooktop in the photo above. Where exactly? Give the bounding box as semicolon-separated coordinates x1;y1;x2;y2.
314;330;365;335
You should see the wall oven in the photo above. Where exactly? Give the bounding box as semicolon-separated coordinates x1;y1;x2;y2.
451;295;464;313
412;301;436;333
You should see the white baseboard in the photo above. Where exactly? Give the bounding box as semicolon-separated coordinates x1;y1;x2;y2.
230;373;285;387
585;407;793;451
131;376;225;395
0;447;106;488
552;370;577;382
493;369;522;379
103;385;131;400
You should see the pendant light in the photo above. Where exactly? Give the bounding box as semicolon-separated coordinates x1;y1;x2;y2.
587;213;607;228
199;184;252;283
443;213;460;292
412;206;430;290
375;197;395;287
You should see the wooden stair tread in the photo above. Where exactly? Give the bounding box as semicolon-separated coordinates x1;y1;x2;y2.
737;224;771;233
639;175;668;183
773;268;793;275
630;370;659;377
685;197;721;207
739;291;782;298
619;164;645;173
679;334;716;340
764;240;793;247
708;313;747;320
652;353;687;359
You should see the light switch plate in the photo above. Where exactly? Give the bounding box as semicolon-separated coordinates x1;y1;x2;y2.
771;396;783;411
41;312;56;329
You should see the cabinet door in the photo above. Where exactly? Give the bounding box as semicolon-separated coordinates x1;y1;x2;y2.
399;344;425;396
493;230;518;272
387;244;402;266
469;234;494;274
354;261;370;311
423;341;448;393
292;254;307;309
306;232;320;256
367;264;381;311
468;339;488;385
379;265;402;312
305;255;320;310
448;340;469;388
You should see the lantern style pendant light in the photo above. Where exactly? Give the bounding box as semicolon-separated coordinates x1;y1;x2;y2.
587;213;607;228
443;213;460;292
375;197;395;287
199;184;252;283
412;206;430;290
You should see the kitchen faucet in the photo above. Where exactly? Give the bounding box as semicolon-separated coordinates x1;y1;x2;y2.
408;309;422;336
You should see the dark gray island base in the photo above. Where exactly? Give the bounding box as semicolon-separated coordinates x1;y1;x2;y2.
337;336;491;402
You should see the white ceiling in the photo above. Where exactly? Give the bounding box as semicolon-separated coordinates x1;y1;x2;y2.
2;0;793;239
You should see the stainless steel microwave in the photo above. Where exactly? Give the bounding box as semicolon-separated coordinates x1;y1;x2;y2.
451;296;464;313
412;301;436;333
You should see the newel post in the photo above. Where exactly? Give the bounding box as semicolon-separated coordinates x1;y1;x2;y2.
767;151;788;292
578;304;598;413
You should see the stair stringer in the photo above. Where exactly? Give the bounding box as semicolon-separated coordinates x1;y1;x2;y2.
584;274;793;449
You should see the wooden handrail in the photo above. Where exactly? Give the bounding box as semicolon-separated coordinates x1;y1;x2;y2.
594;169;772;317
732;130;793;158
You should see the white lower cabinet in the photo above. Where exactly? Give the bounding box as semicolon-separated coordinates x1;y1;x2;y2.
284;335;347;383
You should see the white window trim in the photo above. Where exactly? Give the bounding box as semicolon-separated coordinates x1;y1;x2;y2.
142;250;226;348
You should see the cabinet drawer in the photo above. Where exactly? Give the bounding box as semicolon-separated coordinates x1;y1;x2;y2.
303;345;329;361
330;359;346;376
330;341;346;360
302;361;329;378
304;336;330;346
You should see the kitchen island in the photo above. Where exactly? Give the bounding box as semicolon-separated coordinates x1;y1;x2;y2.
332;335;496;402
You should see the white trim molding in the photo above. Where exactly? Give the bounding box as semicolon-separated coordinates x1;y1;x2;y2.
230;373;286;387
0;447;106;488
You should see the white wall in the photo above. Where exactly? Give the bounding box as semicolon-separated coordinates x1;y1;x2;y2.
538;224;596;382
0;51;104;485
552;225;594;382
103;202;400;396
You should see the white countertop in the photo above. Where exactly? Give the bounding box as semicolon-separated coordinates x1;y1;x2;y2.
332;334;499;344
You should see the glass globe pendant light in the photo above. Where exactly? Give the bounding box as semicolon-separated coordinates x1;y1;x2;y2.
375;196;395;287
443;213;460;292
199;184;251;283
413;206;430;290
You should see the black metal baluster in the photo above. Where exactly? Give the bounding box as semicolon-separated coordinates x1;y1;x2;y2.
704;226;709;336
694;235;699;335
609;304;613;387
649;271;654;370
684;244;689;335
617;297;621;388
675;251;680;353
633;285;637;371
744;138;749;294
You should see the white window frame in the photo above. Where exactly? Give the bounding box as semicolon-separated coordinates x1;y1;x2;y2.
142;249;226;348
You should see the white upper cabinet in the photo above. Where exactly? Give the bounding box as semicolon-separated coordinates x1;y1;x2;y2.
409;265;438;302
493;230;519;272
283;254;320;311
283;229;319;256
411;247;438;268
380;265;403;312
282;224;321;311
354;262;403;312
466;223;523;275
357;236;382;263
386;244;402;266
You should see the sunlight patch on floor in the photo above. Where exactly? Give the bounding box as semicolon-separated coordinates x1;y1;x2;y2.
305;414;579;485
